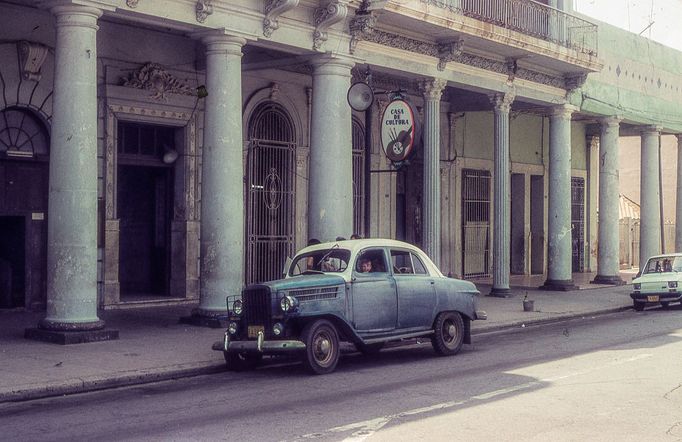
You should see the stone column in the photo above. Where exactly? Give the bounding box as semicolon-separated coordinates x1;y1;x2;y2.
308;55;354;242
592;117;625;285
489;92;514;297
675;134;682;251
639;126;662;268
185;34;246;326
541;105;578;291
419;78;447;267
25;5;118;344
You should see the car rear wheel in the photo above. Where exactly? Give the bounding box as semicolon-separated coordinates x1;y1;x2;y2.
224;352;262;371
301;319;340;375
633;301;645;311
431;311;464;356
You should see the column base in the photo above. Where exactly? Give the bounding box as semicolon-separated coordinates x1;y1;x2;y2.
539;279;579;291
25;319;119;345
488;287;513;298
590;274;626;285
179;308;228;328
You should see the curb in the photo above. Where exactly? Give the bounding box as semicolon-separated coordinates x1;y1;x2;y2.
0;361;225;404
0;305;633;405
472;305;633;336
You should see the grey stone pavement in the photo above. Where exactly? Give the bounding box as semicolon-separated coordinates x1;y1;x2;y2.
0;271;638;404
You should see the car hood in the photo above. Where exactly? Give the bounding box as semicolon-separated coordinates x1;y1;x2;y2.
261;274;346;291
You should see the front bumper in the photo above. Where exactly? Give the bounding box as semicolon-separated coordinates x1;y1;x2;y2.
630;292;682;302
212;331;306;355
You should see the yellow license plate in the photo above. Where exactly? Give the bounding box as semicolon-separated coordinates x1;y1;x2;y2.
647;295;659;302
248;325;264;338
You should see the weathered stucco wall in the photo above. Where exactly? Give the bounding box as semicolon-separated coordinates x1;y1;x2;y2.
576;20;682;132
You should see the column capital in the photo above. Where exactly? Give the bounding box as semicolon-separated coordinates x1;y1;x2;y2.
419;78;447;101
48;4;103;29
640;124;662;135
598;116;622;127
489;92;515;113
192;30;248;54
548;104;578;119
310;54;355;76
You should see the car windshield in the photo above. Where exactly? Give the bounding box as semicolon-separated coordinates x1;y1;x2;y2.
643;256;682;274
289;248;351;276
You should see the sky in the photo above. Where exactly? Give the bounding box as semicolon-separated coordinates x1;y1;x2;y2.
575;0;682;51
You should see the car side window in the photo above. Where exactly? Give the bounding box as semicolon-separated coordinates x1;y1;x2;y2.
356;249;388;273
411;253;428;275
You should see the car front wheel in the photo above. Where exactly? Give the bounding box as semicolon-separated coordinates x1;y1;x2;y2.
431;311;464;356
301;319;340;375
224;352;262;371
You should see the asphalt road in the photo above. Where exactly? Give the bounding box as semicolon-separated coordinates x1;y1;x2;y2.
2;307;682;442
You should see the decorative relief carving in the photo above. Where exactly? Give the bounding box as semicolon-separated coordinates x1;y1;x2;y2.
349;10;377;54
364;29;438;57
196;0;213;23
313;0;349;51
263;0;299;38
121;63;195;100
505;58;518;83
363;30;566;89
564;73;588;91
269;82;281;101
126;0;139;7
17;41;49;82
437;39;463;71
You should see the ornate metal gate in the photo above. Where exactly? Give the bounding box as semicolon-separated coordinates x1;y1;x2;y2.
462;169;491;278
352;118;365;237
246;103;296;284
571;176;585;272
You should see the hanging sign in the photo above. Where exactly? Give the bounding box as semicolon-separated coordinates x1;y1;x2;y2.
380;99;416;163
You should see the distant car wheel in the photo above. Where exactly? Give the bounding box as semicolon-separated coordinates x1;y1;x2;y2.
356;342;384;355
661;302;671;309
431;311;464;356
301;319;340;375
633;301;645;312
224;352;262;371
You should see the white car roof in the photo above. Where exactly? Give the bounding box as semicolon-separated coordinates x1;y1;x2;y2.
645;253;682;260
295;238;443;277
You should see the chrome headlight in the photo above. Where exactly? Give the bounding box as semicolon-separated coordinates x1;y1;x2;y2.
633;283;641;290
273;322;284;336
233;299;243;315
280;295;295;312
228;321;238;335
668;281;678;288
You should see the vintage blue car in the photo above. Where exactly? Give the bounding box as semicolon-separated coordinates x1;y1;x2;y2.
212;238;487;374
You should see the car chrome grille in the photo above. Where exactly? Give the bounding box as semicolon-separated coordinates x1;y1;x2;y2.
288;286;340;302
242;287;272;327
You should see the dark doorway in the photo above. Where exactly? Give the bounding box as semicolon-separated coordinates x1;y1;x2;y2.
571;176;585;272
510;173;525;274
530;175;544;274
0;216;25;308
118;165;171;297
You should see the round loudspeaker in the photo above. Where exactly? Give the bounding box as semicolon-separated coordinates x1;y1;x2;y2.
347;82;374;112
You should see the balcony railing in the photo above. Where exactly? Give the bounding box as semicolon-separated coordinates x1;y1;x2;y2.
423;0;598;56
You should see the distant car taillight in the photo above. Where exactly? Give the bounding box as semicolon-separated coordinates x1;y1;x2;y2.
668;281;678;288
633;283;641;290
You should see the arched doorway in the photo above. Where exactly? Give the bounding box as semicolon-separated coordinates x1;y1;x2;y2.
0;107;49;309
246;102;296;284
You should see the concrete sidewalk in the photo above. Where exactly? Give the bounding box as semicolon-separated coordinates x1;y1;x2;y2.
0;276;636;404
